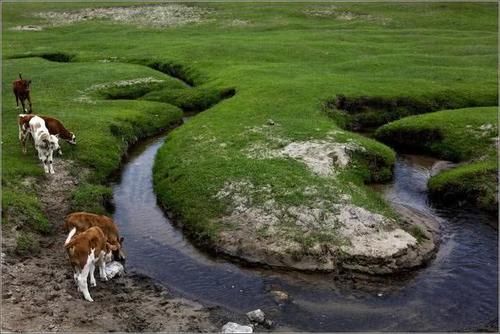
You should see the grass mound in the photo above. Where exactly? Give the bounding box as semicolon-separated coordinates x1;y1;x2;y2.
9;52;75;62
375;107;498;211
325;92;497;131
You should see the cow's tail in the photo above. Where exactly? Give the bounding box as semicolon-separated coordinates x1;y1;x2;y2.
64;227;77;246
19;73;23;80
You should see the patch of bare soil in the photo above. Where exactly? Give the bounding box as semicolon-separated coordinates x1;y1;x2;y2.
213;180;438;274
1;160;228;332
35;4;212;28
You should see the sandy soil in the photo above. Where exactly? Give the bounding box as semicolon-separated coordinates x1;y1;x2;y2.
1;160;231;332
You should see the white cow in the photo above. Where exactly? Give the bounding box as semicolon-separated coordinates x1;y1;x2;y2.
29;115;57;174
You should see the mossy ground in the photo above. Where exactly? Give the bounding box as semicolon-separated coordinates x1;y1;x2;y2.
2;3;498;256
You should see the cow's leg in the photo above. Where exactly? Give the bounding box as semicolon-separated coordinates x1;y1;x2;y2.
42;158;49;174
15;94;20;108
78;249;95;302
36;148;49;173
89;261;97;288
21;132;29;154
20;99;27;113
27;95;33;113
48;149;55;174
74;268;81;286
97;252;108;281
18;124;27;154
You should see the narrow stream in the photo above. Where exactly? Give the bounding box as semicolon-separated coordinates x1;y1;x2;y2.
112;130;497;331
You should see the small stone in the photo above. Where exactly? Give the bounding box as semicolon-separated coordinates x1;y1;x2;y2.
271;290;289;303
246;309;265;324
377;293;383;297
3;291;12;299
222;322;253;333
263;319;274;329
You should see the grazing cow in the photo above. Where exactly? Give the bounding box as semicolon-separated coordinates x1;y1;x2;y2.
13;73;33;113
18;114;76;154
65;226;112;302
64;212;125;263
29;115;57;174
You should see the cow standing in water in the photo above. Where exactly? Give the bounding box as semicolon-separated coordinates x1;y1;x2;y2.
13;73;33;113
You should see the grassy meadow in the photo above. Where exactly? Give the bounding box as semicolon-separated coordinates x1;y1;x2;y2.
2;3;497;255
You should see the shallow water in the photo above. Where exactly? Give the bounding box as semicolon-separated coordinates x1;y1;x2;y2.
113;134;498;331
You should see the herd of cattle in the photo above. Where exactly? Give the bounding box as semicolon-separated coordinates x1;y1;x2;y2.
14;74;126;302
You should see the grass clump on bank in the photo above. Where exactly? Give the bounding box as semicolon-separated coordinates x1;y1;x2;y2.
428;160;497;213
375;107;498;212
324;92;497;131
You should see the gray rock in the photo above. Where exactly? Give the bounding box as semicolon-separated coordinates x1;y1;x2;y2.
246;309;265;324
222;322;253;333
105;261;124;279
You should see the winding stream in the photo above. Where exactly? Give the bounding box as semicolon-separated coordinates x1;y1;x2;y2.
112;128;497;331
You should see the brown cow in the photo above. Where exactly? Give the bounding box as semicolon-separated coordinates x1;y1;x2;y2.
64;212;125;263
13;73;33;113
65;226;112;302
18;114;76;154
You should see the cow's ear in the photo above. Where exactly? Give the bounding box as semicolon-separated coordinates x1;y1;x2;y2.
107;242;118;251
119;237;124;244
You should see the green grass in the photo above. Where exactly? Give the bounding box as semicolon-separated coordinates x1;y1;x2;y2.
375;107;497;211
375;107;498;161
428;160;497;212
2;56;184;245
2;3;498;251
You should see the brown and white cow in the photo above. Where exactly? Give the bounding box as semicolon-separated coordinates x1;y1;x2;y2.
29;115;57;174
64;212;125;263
18;114;76;155
65;226;112;302
13;73;33;113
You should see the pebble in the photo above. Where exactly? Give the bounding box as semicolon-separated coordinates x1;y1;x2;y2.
222;322;253;333
271;290;289;303
246;309;266;324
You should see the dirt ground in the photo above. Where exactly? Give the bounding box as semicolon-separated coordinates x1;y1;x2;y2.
1;160;232;332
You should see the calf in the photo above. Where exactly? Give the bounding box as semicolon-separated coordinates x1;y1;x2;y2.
13;73;33;113
64;212;125;262
29;115;56;174
18;114;76;154
65;226;112;302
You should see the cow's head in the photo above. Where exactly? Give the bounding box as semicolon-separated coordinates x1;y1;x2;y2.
107;237;126;263
68;132;76;145
50;135;62;155
22;80;32;91
41;137;50;150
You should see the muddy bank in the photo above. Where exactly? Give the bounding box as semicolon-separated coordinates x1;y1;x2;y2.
1;158;231;332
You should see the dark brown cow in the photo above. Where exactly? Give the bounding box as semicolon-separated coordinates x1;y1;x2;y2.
13;73;33;113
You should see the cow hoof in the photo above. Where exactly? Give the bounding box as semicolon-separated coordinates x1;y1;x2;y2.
90;282;97;287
